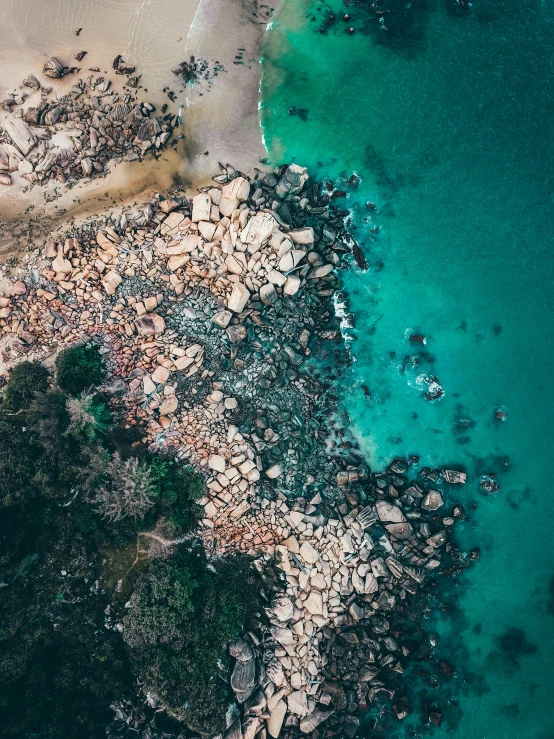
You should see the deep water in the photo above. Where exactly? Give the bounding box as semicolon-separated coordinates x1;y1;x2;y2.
261;0;554;736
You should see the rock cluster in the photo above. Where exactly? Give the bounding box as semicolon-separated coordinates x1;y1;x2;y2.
0;164;467;738
0;57;175;188
222;457;466;739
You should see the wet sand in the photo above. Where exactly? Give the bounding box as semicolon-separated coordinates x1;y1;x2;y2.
183;0;281;180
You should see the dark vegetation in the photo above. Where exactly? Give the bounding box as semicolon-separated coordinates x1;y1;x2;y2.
2;360;49;411
0;349;269;738
55;343;104;395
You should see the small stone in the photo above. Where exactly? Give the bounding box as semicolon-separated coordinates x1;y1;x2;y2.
299;541;319;565
212;309;232;328
102;270;122;295
208;454;226;473
152;365;170;384
227;282;250;313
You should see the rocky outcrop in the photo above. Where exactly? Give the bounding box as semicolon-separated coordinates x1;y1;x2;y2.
0;59;176;188
0;164;469;739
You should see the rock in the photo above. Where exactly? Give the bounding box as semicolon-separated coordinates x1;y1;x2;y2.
267;700;286;738
299;541;319;565
135;313;165;336
152;365;170;384
43;56;70;79
288;691;309;717
227;325;247;343
102;270;122;295
135;118;161;144
279;249;305;273
52;247;72;274
212;309;232;328
219;176;250;216
23;74;41;90
231;658;255;693
266;269;287;286
299;710;333;734
208;454;226;473
11;281;26;296
304;591;323;616
309;264;333;279
271;595;294;622
421;490;444;511
283;276;301;296
386;522;414;540
289;227;314;245
240;212;277;250
192;193;211;222
260;283;277;306
230;637;254;662
3;116;36;156
242;717;260;739
160;211;185;235
270;626;294;645
275;163;309;200
227;282;250;313
444;469;467;484
223;719;242;739
96;232;117;250
159;396;178;415
143;375;156;395
265;463;283;479
376;500;407;523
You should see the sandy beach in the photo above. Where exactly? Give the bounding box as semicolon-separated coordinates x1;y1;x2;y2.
0;0;199;240
183;0;281;180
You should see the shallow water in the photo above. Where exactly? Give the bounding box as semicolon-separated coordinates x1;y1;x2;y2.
261;0;554;736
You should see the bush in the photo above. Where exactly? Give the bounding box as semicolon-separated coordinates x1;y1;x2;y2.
2;360;49;411
146;454;203;534
123;548;268;737
96;453;155;522
65;393;112;441
56;344;104;395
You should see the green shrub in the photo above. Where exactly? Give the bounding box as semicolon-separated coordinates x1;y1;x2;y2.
56;344;104;395
2;360;49;411
146;454;203;534
123;548;267;737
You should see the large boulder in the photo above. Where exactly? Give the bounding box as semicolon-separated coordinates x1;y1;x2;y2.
275;164;309;200
240;212;277;252
191;193;211;222
219;176;250;216
376;500;406;523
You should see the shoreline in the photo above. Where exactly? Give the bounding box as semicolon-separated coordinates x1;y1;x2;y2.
0;163;470;737
182;0;283;181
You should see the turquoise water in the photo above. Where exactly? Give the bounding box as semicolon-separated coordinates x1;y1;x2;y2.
261;0;554;736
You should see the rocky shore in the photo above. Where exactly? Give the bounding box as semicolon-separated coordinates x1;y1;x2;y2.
0;57;176;190
0;164;468;738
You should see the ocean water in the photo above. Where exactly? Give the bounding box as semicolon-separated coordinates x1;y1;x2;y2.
261;0;554;736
